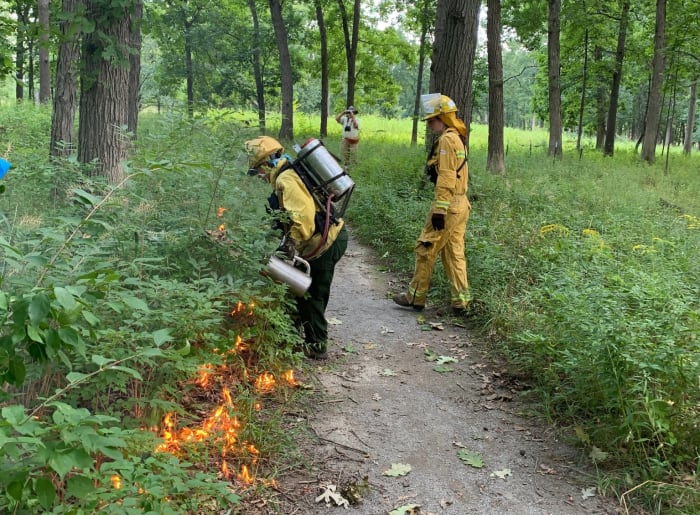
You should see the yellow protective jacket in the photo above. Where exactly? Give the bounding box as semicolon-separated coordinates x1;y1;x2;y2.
270;158;344;259
430;128;468;215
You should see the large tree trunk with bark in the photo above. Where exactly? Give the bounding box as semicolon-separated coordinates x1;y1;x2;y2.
38;0;51;104
269;0;294;141
78;1;131;183
683;78;697;155
249;0;267;134
547;0;562;159
128;0;143;138
51;0;82;157
430;0;480;149
641;0;666;163
603;0;630;157
486;0;505;175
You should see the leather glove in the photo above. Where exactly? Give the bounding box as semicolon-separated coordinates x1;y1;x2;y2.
431;212;445;231
276;237;297;260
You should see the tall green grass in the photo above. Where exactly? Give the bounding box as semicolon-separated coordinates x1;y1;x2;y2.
347;115;700;512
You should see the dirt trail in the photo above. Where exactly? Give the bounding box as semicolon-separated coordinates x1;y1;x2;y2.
276;231;619;515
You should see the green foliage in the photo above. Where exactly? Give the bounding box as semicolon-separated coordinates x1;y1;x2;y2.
0;106;306;512
346;116;700;511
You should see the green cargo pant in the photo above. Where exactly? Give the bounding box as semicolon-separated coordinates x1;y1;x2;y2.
297;225;348;353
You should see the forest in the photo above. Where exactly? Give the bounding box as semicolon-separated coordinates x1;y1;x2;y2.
0;0;699;513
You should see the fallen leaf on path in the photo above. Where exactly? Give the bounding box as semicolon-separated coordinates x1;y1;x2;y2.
342;344;355;353
383;463;412;477
429;322;444;330
581;487;597;500
315;484;350;508
457;449;484;468
372;393;382;401
538;464;556;475
424;349;438;362
435;355;458;365
433;365;453;373
490;468;512;480
327;317;343;325
380;368;396;377
389;504;420;515
363;342;377;350
589;446;609;463
381;326;395;334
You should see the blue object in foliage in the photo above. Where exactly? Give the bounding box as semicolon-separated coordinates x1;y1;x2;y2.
0;158;10;179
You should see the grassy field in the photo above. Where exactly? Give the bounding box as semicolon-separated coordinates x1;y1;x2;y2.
0;104;698;512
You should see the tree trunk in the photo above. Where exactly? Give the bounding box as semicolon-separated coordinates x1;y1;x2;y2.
184;21;194;118
641;0;666;163
683;77;697;155
269;0;294;141
594;46;606;149
603;0;630;157
249;0;267;134
50;0;82;157
38;0;51;104
430;0;480;149
547;0;562;159
127;0;143;138
14;2;29;102
315;0;329;138
576;29;589;151
411;0;431;147
486;0;505;175
78;1;131;183
337;0;360;107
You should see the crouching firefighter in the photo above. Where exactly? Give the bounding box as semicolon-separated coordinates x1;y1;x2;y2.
245;136;349;360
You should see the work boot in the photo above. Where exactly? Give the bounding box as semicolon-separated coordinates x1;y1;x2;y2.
392;293;424;311
304;343;329;360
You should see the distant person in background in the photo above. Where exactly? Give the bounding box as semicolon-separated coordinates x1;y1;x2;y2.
392;94;471;315
335;106;360;169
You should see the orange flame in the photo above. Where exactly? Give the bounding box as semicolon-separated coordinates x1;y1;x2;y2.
238;464;254;484
254;372;276;394
217;207;226;217
218;224;225;231
281;369;298;386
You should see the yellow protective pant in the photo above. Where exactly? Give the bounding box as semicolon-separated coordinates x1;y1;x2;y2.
407;195;471;308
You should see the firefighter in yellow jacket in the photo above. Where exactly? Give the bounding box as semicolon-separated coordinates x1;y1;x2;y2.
246;136;348;359
393;94;471;314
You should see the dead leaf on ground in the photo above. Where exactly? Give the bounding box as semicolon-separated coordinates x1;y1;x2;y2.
389;504;421;515
381;326;395;334
383;463;412;477
538;463;556;475
363;342;377;350
581;486;597;500
380;368;397;377
314;484;350;508
327;317;343;325
490;468;512;480
372;393;382;401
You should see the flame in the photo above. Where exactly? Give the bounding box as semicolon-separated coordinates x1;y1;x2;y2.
195;364;214;388
281;369;298;386
218;224;225;231
111;474;122;489
254;372;276;394
217;207;226;217
238;464;254;484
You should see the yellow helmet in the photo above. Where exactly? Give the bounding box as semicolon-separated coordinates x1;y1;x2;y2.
244;136;284;168
421;93;458;120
